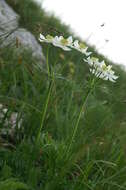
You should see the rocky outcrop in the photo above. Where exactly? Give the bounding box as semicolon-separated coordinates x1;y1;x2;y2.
2;28;44;61
0;0;19;34
0;0;45;63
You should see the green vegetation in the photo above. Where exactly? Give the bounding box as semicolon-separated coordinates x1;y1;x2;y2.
0;0;126;189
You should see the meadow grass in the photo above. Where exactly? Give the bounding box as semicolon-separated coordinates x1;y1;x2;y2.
0;0;126;189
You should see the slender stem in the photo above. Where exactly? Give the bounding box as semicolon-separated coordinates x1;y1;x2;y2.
36;47;52;142
36;82;52;142
66;78;96;158
46;46;50;77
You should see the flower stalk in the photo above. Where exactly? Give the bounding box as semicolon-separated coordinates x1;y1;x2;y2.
36;81;53;142
46;46;50;77
36;48;52;142
38;32;119;145
65;77;96;159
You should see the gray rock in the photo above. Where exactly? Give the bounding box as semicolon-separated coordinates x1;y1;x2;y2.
3;28;45;62
0;0;45;63
0;0;19;36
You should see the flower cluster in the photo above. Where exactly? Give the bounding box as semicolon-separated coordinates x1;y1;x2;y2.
39;34;91;55
73;40;91;56
39;33;118;83
84;57;118;82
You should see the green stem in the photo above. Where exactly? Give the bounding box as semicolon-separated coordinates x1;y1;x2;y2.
36;47;52;142
46;46;50;77
66;78;96;158
36;82;52;142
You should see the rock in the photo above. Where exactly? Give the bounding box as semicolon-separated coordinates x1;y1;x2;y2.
2;28;45;62
0;0;19;37
0;0;45;63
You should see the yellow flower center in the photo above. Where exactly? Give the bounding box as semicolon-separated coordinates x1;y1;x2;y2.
46;35;53;40
60;38;68;46
102;64;107;71
79;43;86;49
91;57;98;62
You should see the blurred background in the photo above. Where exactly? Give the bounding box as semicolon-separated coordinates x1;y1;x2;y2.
36;0;126;66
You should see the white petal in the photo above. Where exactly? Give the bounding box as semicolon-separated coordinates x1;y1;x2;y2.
107;65;112;70
112;75;118;80
83;58;88;63
52;42;60;47
67;36;73;43
85;51;92;56
100;60;105;65
59;36;64;41
109;77;116;82
74;40;79;48
62;46;71;51
52;36;60;46
54;36;59;41
40;34;45;40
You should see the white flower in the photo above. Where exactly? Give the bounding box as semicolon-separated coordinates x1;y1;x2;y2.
84;57;118;82
39;34;73;51
73;40;92;56
84;56;99;66
39;34;54;43
52;36;73;51
39;33;92;54
99;64;118;82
